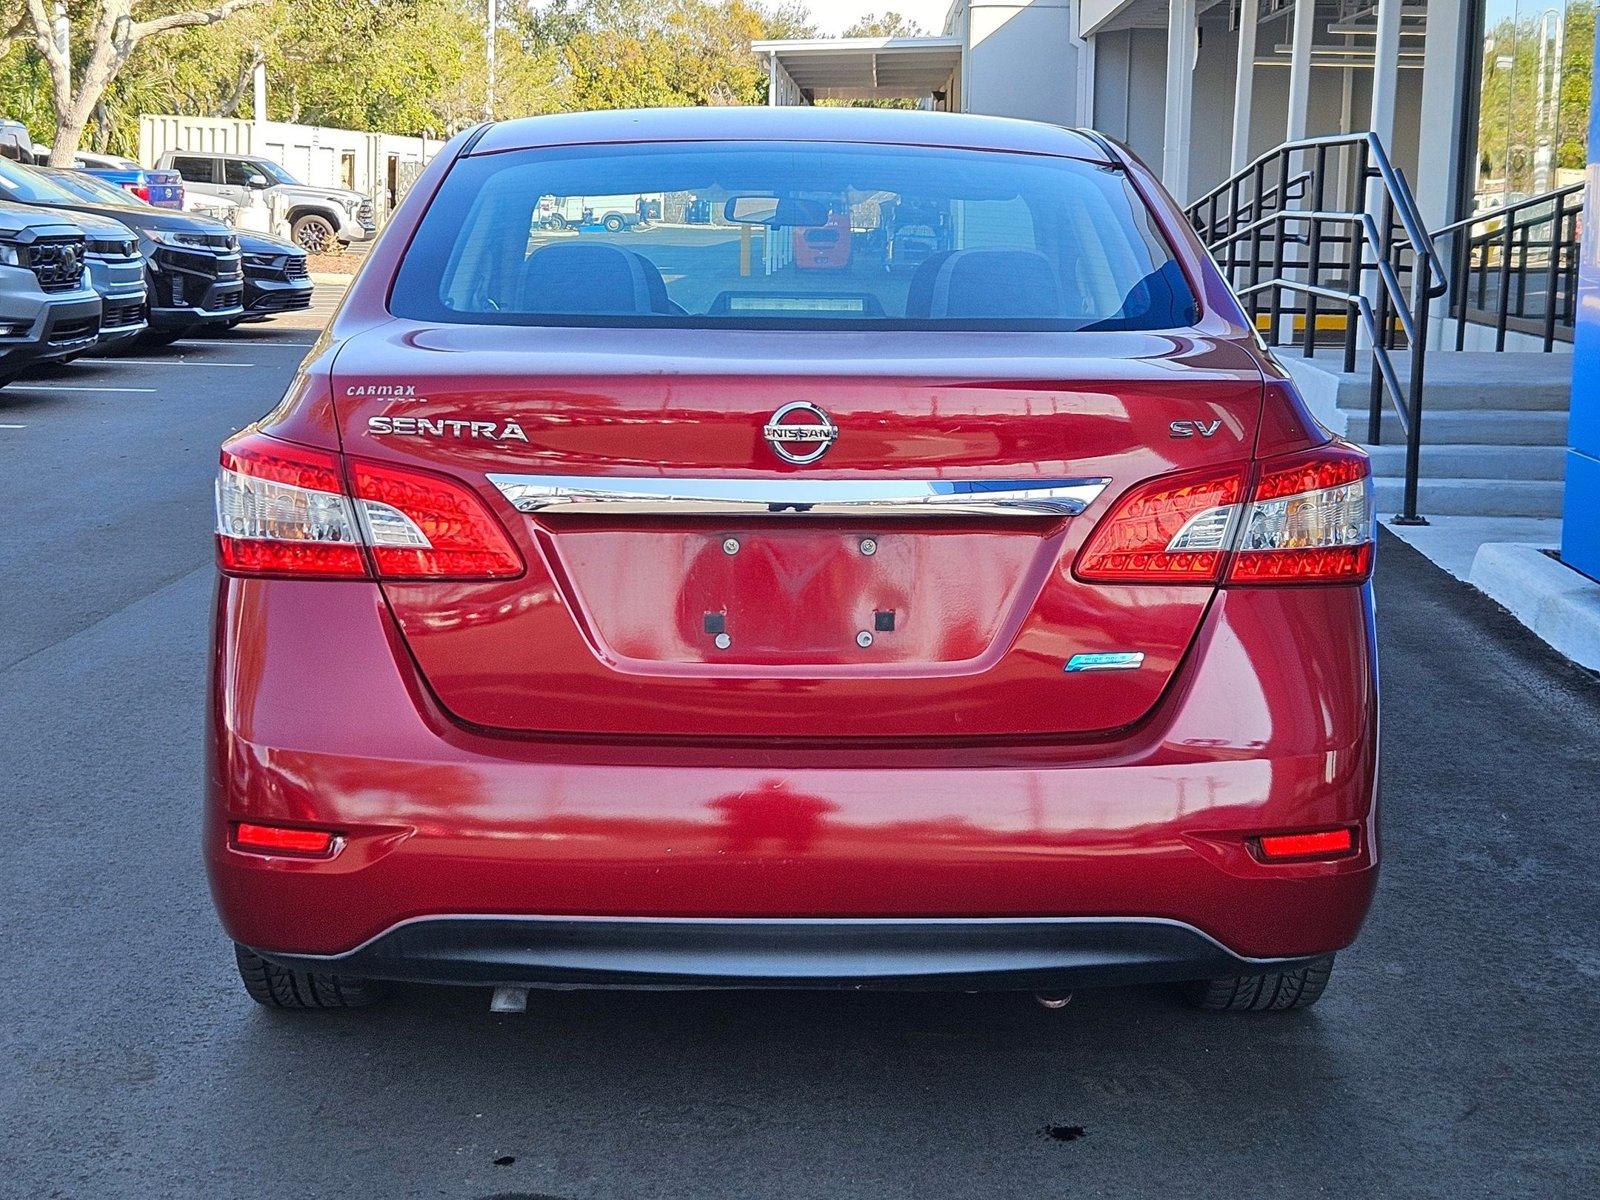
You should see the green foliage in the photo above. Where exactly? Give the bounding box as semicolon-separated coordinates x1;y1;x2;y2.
1472;0;1595;202
841;11;925;37
538;0;817;110
0;0;818;154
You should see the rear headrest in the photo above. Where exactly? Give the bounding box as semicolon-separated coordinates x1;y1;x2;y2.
904;251;956;318
923;249;1063;319
516;242;672;315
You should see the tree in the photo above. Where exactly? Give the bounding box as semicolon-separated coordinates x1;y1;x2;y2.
841;11;925;38
524;0;816;110
9;0;271;163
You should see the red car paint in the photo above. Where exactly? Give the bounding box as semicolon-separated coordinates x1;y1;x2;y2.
206;109;1379;987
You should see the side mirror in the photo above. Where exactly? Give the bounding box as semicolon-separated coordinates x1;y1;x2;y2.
724;195;829;228
246;173;269;189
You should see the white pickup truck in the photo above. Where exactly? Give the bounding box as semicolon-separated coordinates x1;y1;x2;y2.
155;151;375;253
536;194;661;232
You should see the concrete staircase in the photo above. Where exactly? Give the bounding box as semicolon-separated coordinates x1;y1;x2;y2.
1282;351;1571;517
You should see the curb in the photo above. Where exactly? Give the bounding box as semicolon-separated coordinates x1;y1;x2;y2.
1470;542;1600;670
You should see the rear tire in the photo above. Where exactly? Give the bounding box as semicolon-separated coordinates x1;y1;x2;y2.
1182;954;1335;1012
603;213;625;232
233;943;388;1010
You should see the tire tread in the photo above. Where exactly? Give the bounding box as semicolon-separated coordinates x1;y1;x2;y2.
1183;954;1335;1012
233;943;386;1011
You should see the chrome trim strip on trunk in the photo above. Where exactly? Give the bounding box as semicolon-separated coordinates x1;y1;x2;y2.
487;475;1110;518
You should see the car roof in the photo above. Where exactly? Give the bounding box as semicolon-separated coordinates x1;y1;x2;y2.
469;108;1114;163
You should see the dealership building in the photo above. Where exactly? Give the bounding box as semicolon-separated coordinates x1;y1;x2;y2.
758;0;1600;670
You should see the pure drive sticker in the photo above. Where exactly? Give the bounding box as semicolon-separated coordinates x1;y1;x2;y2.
367;415;529;443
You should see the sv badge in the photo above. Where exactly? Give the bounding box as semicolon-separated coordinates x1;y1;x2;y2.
1170;419;1224;439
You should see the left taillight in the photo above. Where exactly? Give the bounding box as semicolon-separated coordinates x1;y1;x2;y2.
215;432;523;580
216;434;366;577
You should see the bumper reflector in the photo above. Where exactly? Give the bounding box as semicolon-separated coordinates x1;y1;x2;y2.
1256;828;1357;861
232;822;336;856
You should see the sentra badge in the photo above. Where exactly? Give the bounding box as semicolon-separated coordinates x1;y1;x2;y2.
367;415;528;443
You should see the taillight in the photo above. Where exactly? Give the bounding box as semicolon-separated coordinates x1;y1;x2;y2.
125;182;150;202
215;432;522;580
1256;827;1357;861
1074;443;1373;587
1074;465;1246;583
232;822;336;856
1228;443;1373;585
351;460;522;579
216;434;366;577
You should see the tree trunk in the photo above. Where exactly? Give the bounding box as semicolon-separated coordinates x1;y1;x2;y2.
29;0;268;164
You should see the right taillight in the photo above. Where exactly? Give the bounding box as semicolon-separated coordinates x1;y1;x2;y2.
215;432;523;580
1074;465;1247;584
1228;443;1374;585
1075;442;1373;587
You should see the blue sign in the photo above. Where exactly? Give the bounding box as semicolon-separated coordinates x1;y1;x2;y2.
1564;20;1600;579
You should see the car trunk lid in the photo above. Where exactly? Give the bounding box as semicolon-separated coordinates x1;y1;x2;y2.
331;323;1265;740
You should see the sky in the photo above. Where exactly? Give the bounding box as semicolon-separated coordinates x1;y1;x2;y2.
801;0;952;36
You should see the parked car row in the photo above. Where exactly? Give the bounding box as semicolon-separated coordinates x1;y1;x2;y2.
0;120;375;253
0;155;312;385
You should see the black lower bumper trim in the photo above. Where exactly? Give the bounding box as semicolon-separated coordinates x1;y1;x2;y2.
254;916;1311;992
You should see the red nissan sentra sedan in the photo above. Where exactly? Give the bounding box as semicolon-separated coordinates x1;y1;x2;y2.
207;108;1378;1013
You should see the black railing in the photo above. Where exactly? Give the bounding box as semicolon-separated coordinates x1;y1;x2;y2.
1432;183;1583;353
1186;132;1448;525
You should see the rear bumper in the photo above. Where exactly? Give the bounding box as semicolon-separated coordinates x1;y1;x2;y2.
252;915;1317;991
208;578;1381;968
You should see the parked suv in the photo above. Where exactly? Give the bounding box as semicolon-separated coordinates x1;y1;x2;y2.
209;110;1379;1014
53;208;147;354
234;228;312;323
21;164;243;344
0;118;33;163
157;151;374;252
0;199;100;385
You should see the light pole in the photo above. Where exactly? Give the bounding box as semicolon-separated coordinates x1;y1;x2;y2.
485;0;497;121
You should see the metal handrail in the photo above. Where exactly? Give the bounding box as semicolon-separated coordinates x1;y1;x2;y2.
1432;182;1583;237
1186;131;1448;525
1431;182;1583;353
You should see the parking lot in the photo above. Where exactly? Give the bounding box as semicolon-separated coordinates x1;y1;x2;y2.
1;318;1598;1199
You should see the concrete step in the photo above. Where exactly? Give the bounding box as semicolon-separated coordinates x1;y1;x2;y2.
1283;350;1572;414
1373;477;1567;518
1361;409;1568;446
1364;443;1567;481
1341;386;1568;413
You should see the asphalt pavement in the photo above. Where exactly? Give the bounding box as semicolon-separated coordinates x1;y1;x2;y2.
1;322;1598;1199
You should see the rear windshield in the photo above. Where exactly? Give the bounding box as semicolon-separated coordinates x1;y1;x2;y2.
390;141;1198;332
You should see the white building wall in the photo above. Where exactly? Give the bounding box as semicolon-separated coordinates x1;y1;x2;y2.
1089;6;1427;206
1090;29;1165;164
950;0;1081;125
